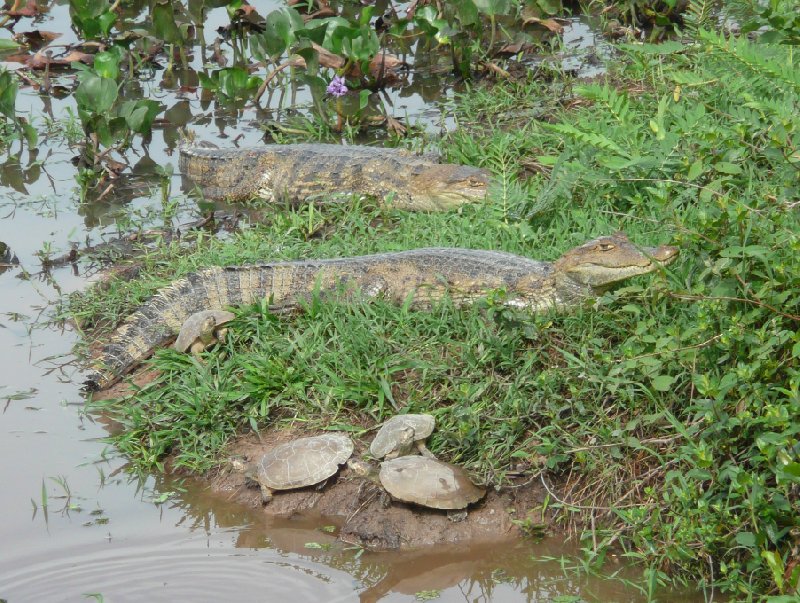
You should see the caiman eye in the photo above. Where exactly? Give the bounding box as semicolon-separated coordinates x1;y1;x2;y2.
468;177;484;187
597;243;616;251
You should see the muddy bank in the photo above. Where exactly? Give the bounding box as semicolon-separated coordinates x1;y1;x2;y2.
92;372;554;550
193;431;551;550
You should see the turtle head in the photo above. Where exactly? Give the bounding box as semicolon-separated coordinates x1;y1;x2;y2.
231;456;256;480
554;232;679;291
410;164;490;210
347;458;378;478
201;315;218;334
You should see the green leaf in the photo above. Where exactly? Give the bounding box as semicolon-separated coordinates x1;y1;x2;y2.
687;159;704;181
651;375;675;391
714;161;742;175
75;74;118;112
94;49;122;79
619;41;685;55
22;122;37;146
735;532;757;547
97;10;117;36
779;462;800;483
0;69;18;119
0;39;21;50
152;2;183;44
118;99;161;134
452;0;479;26
358;89;370;111
761;550;784;591
262;8;303;57
473;0;512;16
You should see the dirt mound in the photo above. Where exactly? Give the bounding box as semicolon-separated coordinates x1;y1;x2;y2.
204;431;552;550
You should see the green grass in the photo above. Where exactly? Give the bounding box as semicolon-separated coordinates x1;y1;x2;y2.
75;25;800;600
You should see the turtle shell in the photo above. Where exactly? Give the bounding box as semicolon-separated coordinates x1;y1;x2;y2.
369;414;435;459
254;433;354;491
378;456;485;510
173;310;235;352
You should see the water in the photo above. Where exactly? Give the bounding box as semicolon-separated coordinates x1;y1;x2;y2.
0;2;704;601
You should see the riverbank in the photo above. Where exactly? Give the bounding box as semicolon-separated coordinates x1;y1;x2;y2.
75;23;800;602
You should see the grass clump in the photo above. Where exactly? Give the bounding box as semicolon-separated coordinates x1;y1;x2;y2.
77;22;800;601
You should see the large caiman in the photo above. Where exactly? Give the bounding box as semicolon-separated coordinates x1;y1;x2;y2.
179;143;491;211
84;233;678;391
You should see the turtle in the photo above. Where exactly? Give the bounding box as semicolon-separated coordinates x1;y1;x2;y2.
348;455;485;520
241;433;355;504
378;456;485;513
173;309;235;355
369;413;436;460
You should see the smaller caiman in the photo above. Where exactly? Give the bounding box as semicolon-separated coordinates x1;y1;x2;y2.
179;143;491;211
84;233;678;391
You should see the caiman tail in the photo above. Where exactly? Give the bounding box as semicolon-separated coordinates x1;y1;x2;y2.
179;145;269;201
84;265;268;390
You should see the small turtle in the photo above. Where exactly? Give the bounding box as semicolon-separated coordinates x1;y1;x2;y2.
369;414;436;459
242;433;354;504
173;310;235;355
378;456;485;513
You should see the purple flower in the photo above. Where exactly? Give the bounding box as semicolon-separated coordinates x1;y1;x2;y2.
326;75;348;98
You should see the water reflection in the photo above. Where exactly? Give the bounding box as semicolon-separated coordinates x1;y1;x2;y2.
135;472;704;603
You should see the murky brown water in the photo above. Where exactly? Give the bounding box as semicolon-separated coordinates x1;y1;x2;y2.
0;2;709;601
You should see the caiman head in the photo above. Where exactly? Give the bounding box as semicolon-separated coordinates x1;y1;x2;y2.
409;164;491;210
554;232;679;293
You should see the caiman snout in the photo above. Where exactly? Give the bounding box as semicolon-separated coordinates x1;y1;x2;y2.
416;164;491;210
554;232;679;287
647;243;679;265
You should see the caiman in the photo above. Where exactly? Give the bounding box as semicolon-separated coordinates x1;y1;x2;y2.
84;233;678;390
179;143;491;210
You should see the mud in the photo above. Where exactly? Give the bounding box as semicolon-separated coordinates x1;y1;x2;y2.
198;431;552;551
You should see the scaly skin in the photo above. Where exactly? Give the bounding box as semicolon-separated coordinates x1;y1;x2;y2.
84;233;678;390
179;143;490;211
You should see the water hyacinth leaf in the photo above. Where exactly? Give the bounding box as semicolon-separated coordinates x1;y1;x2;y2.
93;48;123;79
452;0;479;26
321;17;356;55
295;43;319;73
533;0;562;15
0;69;18;119
70;0;116;38
225;0;243;20
75;73;118;112
152;1;183;44
23;122;37;146
473;0;512;16
262;7;303;57
97;115;128;148
201;67;261;100
414;6;447;31
341;27;379;63
359;89;370;110
118;99;161;134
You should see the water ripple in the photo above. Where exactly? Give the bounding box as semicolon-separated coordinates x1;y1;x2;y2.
0;533;358;602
